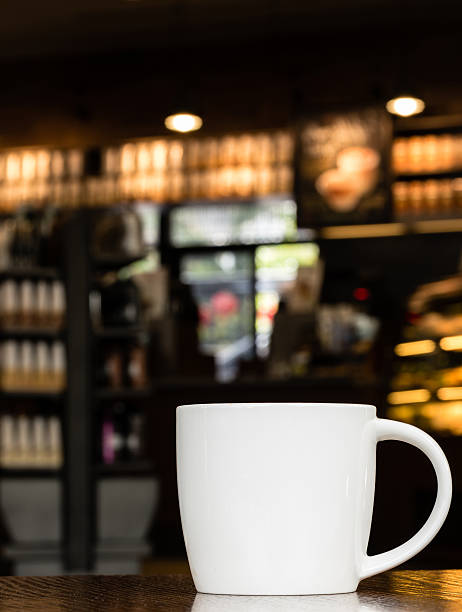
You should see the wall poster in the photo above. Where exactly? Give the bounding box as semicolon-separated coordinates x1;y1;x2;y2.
297;107;392;227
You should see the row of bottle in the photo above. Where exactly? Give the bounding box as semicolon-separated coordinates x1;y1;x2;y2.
0;181;83;209
0;414;62;468
0;279;66;329
0;165;293;208
1;341;66;392
98;344;148;390
101;403;145;464
88;164;293;204
0;134;294;184
0;149;84;184
393;179;462;218
104;132;294;175
393;134;462;174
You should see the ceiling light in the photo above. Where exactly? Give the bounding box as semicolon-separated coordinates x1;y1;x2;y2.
394;339;436;357
164;112;203;133
386;95;425;117
437;387;462;401
388;389;431;405
440;335;462;352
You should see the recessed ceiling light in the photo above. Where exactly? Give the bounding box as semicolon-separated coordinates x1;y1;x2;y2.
386;95;425;117
164;112;203;133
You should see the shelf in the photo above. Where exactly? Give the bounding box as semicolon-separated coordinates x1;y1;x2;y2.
0;390;64;400
96;387;151;400
0;468;62;478
170;235;317;253
411;219;462;234
93;326;149;340
0;267;60;280
0;328;64;339
180;276;253;285
319;219;462;240
394;170;462;182
91;252;149;270
94;461;154;478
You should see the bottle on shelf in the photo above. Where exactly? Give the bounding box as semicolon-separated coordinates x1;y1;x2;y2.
20;341;34;389
31;415;47;466
102;408;116;465
100;402;146;465
48;416;62;468
0;413;63;469
102;346;124;389
1;280;18;328
0;339;66;392
2;340;19;390
0;414;15;466
127;344;148;389
127;412;144;460
36;280;50;328
0;278;65;331
17;414;31;466
50;341;66;391
20;280;35;328
102;401;128;464
50;280;66;329
36;341;50;389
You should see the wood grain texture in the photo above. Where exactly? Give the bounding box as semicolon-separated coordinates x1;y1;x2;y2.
0;574;196;612
0;571;462;611
360;570;462;610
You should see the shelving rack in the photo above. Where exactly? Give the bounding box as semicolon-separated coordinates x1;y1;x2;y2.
0;261;67;575
1;468;62;478
0;208;157;574
87;209;156;572
32;209;155;572
392;116;462;221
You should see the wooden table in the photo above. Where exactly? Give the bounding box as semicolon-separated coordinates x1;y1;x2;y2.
0;571;461;611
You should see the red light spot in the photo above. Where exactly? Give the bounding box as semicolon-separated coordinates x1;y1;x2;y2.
354;287;370;301
405;312;420;324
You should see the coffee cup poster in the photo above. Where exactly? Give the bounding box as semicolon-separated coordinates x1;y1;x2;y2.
297;108;392;226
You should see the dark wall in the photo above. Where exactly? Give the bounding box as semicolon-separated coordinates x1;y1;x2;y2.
1;21;462;148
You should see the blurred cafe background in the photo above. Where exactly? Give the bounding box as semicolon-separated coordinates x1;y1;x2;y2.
1;0;462;576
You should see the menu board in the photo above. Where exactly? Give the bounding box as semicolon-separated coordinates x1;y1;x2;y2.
297;108;392;227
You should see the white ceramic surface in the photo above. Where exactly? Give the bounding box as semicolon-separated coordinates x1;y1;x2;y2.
192;592;361;611
177;403;452;595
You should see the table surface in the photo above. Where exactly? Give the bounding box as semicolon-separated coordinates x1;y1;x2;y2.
1;570;462;611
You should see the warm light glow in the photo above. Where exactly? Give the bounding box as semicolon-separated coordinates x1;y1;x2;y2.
387;405;416;422
388;389;431;405
121;144;136;174
440;335;462;352
389;401;462;435
437;387;462;401
22;152;36;181
386;96;425;117
164;113;203;133
36;150;51;179
394;339;436;357
6;153;21;181
420;401;462;435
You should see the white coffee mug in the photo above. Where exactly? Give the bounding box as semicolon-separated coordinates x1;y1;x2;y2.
177;403;452;595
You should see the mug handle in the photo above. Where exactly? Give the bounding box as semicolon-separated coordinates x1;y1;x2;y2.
360;418;452;580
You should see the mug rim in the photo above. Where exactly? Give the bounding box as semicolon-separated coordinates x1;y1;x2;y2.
177;402;376;411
